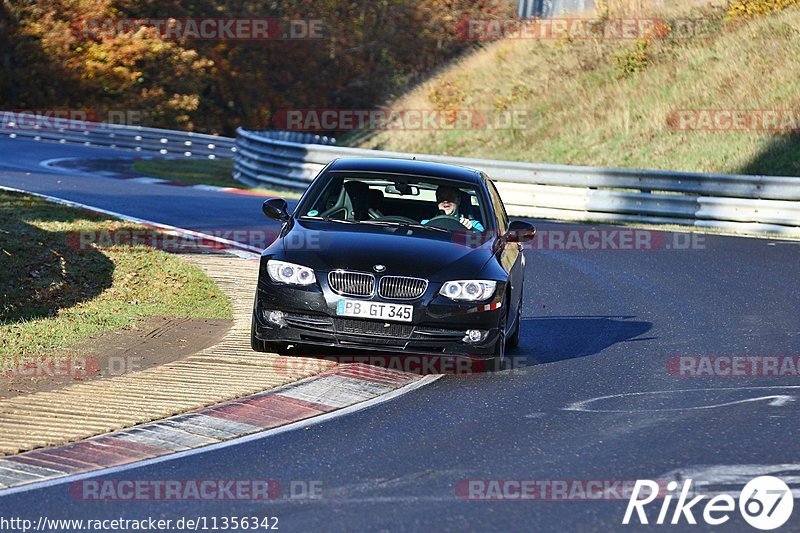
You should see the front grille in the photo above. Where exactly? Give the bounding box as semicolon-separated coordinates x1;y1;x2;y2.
378;276;428;300
334;318;414;338
328;270;375;297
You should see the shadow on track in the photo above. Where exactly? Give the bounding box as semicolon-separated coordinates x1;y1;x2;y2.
514;315;653;366
271;316;653;376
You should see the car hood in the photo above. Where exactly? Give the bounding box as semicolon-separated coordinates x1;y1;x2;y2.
281;219;496;281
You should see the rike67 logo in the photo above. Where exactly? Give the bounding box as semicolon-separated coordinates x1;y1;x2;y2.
624;476;794;530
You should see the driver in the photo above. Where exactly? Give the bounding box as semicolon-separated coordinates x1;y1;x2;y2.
422;186;484;231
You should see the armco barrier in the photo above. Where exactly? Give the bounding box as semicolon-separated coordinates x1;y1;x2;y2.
0;114;237;159
3;113;797;237
234;128;800;237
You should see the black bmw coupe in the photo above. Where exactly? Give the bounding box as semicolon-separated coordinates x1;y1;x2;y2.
251;157;535;366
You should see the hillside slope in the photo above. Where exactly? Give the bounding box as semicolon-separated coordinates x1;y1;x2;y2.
353;4;800;177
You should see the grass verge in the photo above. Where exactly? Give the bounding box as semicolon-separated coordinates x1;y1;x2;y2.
352;2;800;177
0;190;232;362
132;158;302;198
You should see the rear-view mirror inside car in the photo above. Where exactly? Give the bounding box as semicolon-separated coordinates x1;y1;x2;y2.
385;184;420;196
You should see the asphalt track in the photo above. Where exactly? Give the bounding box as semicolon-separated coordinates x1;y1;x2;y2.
1;137;799;531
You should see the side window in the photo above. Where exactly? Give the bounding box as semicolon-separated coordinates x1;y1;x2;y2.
486;179;508;234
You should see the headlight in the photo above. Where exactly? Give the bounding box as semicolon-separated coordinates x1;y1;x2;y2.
439;280;496;302
267;260;317;286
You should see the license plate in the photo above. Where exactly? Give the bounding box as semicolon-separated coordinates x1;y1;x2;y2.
336;299;413;322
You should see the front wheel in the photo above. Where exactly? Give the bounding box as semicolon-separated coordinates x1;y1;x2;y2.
485;313;507;372
507;303;521;348
251;336;291;355
251;319;291;354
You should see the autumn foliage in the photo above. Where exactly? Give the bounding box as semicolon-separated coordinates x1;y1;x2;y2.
0;0;512;134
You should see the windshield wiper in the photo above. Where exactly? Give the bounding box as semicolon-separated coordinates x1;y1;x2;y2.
303;216;358;224
360;220;449;233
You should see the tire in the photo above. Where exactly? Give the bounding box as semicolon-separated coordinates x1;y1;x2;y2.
485;311;507;372
253;338;291;355
251;318;291;354
507;302;521;348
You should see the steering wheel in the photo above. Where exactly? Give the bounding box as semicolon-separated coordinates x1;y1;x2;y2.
320;205;346;219
424;215;467;231
374;215;418;224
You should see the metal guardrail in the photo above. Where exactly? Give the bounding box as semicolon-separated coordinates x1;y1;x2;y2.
0;114;237;159
234;129;337;189
234;128;800;237
4;113;796;236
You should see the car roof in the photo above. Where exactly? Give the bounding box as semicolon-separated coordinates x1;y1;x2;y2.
326;157;484;185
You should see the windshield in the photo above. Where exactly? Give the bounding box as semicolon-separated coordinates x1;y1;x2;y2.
299;172;492;233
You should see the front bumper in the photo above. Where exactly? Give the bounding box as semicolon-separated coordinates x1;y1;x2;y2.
252;278;505;357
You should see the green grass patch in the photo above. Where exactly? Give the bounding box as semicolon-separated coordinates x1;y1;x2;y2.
0;191;232;362
132;158;302;198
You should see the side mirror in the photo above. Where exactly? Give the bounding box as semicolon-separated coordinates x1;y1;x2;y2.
262;198;290;222
506;220;536;243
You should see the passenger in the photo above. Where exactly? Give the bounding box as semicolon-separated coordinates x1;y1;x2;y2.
422;186;484;231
